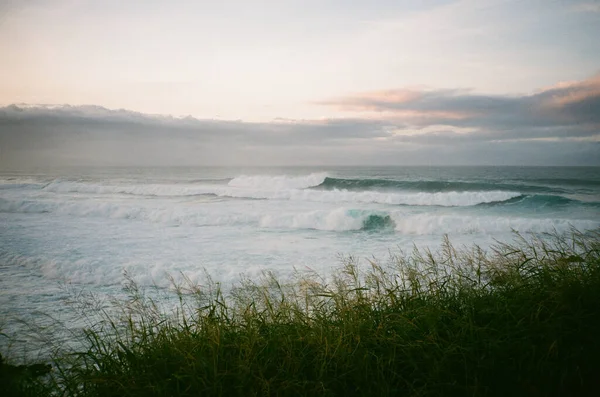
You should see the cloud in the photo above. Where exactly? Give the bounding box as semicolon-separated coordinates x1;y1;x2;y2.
0;104;391;144
1;74;600;167
319;73;600;141
0;104;396;167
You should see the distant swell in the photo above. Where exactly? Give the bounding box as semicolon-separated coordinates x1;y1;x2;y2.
477;194;600;208
31;177;524;206
317;177;563;194
42;180;219;197
7;174;599;209
215;189;523;207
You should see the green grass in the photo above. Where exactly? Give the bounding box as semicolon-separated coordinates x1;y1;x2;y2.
3;228;600;396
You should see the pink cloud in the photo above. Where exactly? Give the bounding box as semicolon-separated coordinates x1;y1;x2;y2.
316;73;600;131
540;74;600;108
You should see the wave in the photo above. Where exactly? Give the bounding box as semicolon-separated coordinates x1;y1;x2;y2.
2;198;598;235
362;214;396;231
477;194;600;208
38;173;328;197
5;173;600;201
217;189;523;207
519;178;600;188
0;177;47;190
259;208;396;232
9;174;598;208
0;198;392;231
0;251;128;287
227;173;327;190
392;214;600;235
317;177;563;194
256;208;599;234
41;180;217;197
30;177;521;206
0;198;261;226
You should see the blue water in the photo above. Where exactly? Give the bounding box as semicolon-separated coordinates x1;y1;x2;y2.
1;166;599;353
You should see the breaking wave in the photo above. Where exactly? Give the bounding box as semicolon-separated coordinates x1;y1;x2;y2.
228;173;327;190
477;194;600;208
317;177;564;194
5;174;598;209
29;176;522;206
259;208;396;232
219;189;522;207
4;197;596;235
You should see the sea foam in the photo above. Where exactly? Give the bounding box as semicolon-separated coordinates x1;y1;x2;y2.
228;173;328;190
27;175;525;206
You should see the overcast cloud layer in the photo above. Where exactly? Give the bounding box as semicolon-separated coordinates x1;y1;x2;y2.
1;73;599;167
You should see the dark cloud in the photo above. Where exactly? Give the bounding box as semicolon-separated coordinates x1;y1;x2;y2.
0;104;391;145
320;73;600;134
0;104;394;167
1;73;599;168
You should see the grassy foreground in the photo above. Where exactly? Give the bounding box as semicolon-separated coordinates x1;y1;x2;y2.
3;229;600;396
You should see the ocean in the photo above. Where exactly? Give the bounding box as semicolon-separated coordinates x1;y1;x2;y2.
1;166;600;353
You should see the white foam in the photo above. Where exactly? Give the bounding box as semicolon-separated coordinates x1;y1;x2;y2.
259;209;600;234
227;173;328;190
20;176;523;206
42;180;214;197
0;178;45;190
0;198;262;227
392;214;600;235
0;251;126;288
10;195;594;236
260;208;367;231
217;188;521;207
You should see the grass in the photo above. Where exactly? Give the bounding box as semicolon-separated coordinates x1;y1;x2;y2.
3;228;600;396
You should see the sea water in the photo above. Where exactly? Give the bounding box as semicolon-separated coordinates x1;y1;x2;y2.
1;166;599;353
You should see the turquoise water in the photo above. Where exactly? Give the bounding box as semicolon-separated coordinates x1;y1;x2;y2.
1;166;599;352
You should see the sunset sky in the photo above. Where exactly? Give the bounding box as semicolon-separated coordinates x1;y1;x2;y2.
0;0;599;166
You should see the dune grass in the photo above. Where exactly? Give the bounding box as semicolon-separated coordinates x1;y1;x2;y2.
3;228;600;396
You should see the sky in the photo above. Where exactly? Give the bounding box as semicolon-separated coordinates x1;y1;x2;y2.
0;0;599;166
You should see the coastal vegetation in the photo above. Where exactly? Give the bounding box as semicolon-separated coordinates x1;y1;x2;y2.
3;228;600;396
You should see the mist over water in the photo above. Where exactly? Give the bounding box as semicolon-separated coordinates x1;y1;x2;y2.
1;166;599;353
